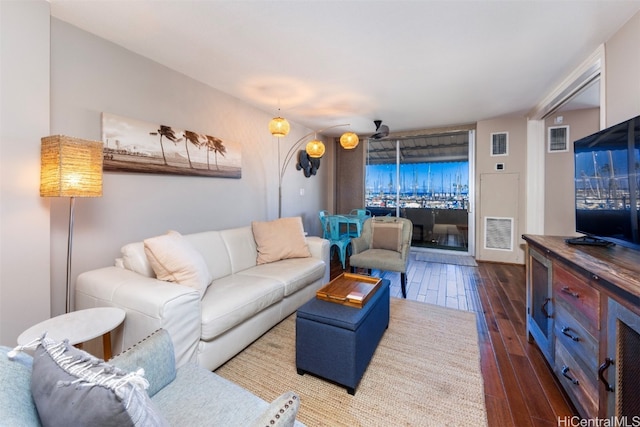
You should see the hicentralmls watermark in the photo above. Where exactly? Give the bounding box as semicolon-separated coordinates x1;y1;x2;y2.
558;416;640;427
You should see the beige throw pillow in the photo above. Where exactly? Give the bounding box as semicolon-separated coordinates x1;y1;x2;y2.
252;217;311;265
371;220;403;252
144;230;212;297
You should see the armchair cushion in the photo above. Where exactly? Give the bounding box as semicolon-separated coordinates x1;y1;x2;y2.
349;217;413;275
371;220;402;252
144;230;213;298
110;330;176;398
252;217;311;265
0;346;39;426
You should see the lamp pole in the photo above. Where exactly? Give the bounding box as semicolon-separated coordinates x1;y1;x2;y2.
65;197;76;313
278;124;349;218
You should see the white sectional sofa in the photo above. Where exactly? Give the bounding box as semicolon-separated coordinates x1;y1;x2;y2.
76;218;330;371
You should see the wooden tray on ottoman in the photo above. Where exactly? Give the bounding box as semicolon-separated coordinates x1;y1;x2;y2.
316;273;382;308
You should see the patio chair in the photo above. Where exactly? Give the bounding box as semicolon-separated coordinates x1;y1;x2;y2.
319;210;329;239
349;216;413;297
325;215;352;270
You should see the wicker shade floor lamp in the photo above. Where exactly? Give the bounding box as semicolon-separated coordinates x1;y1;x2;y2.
40;135;103;313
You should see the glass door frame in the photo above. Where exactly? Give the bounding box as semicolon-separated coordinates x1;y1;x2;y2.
365;130;475;255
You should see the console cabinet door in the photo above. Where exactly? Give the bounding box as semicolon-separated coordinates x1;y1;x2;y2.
526;246;554;362
605;298;640;418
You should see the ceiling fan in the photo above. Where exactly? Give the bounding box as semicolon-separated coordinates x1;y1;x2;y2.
370;120;390;139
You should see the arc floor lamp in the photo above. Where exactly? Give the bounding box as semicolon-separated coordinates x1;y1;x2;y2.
273;124;354;218
40;135;103;313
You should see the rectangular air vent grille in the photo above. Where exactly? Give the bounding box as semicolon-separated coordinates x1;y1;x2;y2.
484;217;513;251
491;132;508;156
548;126;569;152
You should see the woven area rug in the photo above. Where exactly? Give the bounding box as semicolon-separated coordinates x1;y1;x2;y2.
215;298;487;426
415;251;478;267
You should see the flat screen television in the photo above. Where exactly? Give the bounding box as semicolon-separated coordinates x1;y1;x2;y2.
570;115;640;250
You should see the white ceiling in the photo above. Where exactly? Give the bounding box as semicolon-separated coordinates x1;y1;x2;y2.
49;0;640;137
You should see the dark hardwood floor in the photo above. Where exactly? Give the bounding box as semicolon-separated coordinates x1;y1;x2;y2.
330;250;576;426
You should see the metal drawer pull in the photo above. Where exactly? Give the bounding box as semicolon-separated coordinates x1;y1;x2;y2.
561;326;580;342
561;365;579;385
561;286;580;298
541;298;552;319
598;358;615;392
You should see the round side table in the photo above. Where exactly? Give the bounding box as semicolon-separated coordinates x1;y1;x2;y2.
17;307;125;360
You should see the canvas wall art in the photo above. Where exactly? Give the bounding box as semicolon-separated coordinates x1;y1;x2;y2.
101;113;242;178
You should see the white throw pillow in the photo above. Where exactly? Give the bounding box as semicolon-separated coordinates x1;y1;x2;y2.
144;230;213;297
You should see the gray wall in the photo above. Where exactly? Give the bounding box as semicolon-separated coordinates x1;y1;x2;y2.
49;19;330;316
0;1;52;346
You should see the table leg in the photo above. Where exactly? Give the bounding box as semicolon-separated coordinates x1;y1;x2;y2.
102;332;113;360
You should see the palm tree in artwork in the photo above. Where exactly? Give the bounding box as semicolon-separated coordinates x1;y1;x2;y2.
154;125;180;165
183;130;202;168
205;135;227;170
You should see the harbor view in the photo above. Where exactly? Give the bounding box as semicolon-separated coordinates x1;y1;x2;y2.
574;149;639;211
365;161;469;210
365;161;470;250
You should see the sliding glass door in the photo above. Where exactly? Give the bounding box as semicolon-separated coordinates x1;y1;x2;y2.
365;131;473;252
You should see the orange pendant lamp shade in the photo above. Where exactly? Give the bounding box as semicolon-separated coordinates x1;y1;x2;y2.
305;139;325;158
339;132;359;149
269;116;290;137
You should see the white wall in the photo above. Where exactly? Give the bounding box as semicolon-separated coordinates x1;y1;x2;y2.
0;1;52;346
475;117;528;264
47;19;329;316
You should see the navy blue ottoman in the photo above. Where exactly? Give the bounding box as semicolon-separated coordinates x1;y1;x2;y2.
295;279;390;395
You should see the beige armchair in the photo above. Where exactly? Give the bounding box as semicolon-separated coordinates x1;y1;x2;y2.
349;216;413;298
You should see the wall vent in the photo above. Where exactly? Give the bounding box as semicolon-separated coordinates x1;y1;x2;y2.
491;132;508;156
484;217;513;251
548;125;569;152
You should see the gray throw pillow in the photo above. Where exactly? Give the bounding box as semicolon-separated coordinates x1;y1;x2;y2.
250;391;300;427
29;335;168;427
371;220;403;252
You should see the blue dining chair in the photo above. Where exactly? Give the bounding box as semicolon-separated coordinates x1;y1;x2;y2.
318;210;329;239
327;215;352;269
346;209;370;237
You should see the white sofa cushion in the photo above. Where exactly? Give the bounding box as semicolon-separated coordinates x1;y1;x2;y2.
238;257;326;297
200;275;284;341
144;231;213;297
121;242;155;277
220;227;259;274
185;231;233;281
